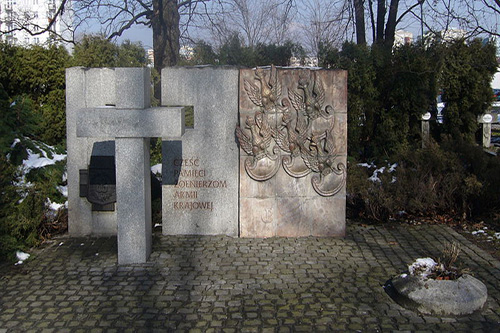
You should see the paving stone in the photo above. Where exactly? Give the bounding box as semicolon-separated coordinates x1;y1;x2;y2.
1;223;499;331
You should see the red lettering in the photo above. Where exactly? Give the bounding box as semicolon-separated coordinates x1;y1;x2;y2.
173;158;201;167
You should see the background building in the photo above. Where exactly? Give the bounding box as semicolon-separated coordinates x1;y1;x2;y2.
0;0;73;50
147;48;154;67
394;30;413;47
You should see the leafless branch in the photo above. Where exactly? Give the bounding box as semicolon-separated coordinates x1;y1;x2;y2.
1;0;76;43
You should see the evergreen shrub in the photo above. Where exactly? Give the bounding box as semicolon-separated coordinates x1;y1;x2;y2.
1;137;67;262
347;141;499;222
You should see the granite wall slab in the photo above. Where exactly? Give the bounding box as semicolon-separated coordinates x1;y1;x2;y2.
161;67;240;236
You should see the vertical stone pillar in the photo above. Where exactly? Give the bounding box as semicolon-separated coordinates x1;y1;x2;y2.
114;68;152;265
478;114;493;148
483;123;492;148
421;112;431;149
115;138;152;264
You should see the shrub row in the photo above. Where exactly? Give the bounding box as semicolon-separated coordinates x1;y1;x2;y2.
347;139;500;222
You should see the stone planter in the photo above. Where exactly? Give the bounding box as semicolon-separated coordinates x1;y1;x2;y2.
385;274;488;316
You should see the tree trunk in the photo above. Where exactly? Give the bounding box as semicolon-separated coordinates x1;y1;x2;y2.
152;0;180;100
353;0;366;45
368;0;376;42
384;0;399;48
375;0;386;43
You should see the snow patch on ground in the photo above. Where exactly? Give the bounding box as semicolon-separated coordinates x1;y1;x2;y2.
408;258;441;278
15;251;30;265
470;227;500;241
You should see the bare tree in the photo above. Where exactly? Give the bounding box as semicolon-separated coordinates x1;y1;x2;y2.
72;0;216;71
1;0;215;73
351;0;425;48
358;0;500;47
297;0;352;56
353;0;366;45
422;0;499;39
201;0;296;48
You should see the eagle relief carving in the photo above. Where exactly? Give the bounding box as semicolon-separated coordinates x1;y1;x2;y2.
236;66;346;197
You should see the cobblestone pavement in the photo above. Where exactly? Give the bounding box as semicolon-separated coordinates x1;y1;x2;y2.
1;222;499;332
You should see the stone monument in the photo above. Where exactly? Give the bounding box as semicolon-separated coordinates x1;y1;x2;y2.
66;67;185;264
67;65;348;264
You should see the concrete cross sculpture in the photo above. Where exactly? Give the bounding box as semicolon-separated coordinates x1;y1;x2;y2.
66;67;185;264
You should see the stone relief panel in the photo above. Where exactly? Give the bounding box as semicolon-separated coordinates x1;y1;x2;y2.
236;66;347;197
237;66;347;237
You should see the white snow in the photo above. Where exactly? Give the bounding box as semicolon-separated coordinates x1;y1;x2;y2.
359;162;398;183
46;198;67;217
10;138;20;148
388;163;398;173
57;185;68;197
151;164;162;175
13;139;66;188
47;199;63;211
470;227;500;240
369;167;386;183
358;162;375;168
10;138;68;207
408;257;440;278
22;147;65;172
15;250;30;265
